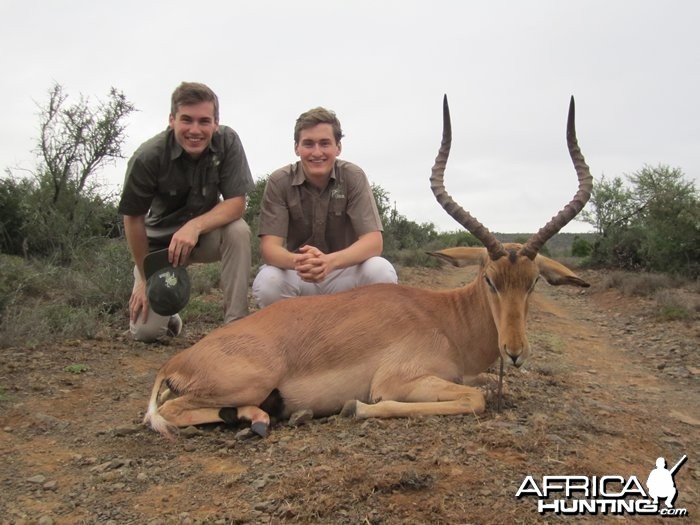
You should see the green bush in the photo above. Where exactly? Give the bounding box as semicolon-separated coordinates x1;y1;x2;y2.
582;166;700;277
571;235;592;257
0;239;132;348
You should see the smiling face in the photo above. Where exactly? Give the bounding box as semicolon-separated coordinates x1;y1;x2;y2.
294;123;341;187
169;101;219;159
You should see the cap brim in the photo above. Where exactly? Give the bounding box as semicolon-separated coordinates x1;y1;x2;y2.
144;248;171;280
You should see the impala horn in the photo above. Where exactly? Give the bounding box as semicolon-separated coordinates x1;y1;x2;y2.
430;95;507;260
519;96;593;259
430;95;593;261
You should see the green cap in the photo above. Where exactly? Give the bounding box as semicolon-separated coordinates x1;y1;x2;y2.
144;249;191;316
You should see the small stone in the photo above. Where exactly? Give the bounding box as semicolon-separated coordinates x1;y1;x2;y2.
27;474;47;484
235;428;257;441
288;409;313;427
112;426;140;437
252;478;267;489
179;426;201;438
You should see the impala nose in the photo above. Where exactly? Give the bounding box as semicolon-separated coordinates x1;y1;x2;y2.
502;341;528;367
505;350;524;368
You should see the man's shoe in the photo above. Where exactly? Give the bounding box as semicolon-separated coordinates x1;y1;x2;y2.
166;314;183;337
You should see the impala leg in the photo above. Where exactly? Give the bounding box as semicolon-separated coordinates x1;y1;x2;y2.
341;375;486;419
462;371;508;403
159;397;271;436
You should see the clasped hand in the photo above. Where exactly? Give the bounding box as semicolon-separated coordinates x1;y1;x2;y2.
294;245;333;283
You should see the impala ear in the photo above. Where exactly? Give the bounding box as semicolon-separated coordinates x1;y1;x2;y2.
535;254;590;287
427;247;488;268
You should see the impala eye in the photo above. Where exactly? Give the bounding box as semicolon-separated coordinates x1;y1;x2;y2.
484;275;497;293
528;276;540;293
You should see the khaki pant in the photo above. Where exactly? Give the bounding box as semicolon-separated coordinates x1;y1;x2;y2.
252;256;397;308
130;219;251;341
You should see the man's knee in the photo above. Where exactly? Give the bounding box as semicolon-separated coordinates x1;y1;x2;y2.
358;257;398;285
221;218;251;247
130;315;168;342
252;265;288;308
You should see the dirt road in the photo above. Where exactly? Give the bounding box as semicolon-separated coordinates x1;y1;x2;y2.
1;266;698;524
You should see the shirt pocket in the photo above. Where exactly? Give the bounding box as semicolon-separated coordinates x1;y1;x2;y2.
286;189;306;221
329;193;347;216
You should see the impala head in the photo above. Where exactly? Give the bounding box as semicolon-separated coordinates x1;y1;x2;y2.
430;95;593;367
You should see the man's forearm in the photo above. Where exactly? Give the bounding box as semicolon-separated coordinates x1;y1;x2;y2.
327;231;383;270
260;237;297;269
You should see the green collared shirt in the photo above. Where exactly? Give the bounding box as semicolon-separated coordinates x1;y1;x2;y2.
118;125;253;240
258;160;382;253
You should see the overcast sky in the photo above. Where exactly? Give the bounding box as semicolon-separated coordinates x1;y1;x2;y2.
2;1;698;234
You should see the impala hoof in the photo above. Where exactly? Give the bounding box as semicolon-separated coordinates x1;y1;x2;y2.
340;400;357;417
251;421;268;438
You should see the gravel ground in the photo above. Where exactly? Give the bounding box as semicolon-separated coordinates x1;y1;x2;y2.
1;266;698;524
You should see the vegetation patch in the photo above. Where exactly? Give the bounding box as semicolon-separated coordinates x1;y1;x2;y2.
601;271;680;298
529;331;564;354
64;364;89;374
654;289;699;321
188;262;222;296
182;297;224;324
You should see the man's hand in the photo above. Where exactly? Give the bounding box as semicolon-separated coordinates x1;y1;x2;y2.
169;222;201;266
129;280;149;323
294;245;334;283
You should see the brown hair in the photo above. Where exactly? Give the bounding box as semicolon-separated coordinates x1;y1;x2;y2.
294;107;344;144
170;82;219;122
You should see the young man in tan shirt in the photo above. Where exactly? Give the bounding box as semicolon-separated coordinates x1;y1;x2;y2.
253;107;397;307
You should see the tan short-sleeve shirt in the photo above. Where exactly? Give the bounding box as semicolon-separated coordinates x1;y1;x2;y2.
258;160;383;253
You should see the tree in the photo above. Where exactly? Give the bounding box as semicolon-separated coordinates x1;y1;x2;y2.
371;182;392;224
2;83;135;260
579;174;637;236
581;165;700;276
630;165;700;276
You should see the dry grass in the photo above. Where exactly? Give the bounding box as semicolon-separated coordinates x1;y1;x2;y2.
596;270;699;322
600;270;684;297
654;288;700;321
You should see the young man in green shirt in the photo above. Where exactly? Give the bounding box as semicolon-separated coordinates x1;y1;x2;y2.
119;82;254;341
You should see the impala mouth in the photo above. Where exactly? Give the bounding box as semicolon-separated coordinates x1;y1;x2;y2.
509;355;525;368
503;348;526;368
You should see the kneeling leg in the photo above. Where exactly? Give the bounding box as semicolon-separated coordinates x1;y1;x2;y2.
341;375;486;419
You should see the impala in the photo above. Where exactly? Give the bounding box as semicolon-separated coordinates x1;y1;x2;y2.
144;95;592;438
